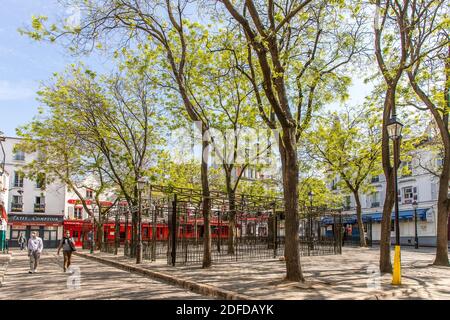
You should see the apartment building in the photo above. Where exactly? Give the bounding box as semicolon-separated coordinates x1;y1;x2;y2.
328;145;450;246
3;137;66;248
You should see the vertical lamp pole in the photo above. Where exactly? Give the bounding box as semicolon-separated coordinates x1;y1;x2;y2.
308;190;314;250
412;201;419;249
387;115;404;285
136;177;146;264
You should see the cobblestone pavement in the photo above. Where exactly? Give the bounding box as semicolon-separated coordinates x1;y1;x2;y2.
82;246;450;300
0;254;12;286
0;250;206;300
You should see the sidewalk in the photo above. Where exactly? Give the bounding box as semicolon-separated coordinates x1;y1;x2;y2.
0;253;12;287
0;250;206;300
76;246;450;300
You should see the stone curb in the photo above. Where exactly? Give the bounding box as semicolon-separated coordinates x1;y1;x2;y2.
0;253;12;287
74;251;252;300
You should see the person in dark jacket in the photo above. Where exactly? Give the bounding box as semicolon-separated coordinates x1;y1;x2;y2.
57;230;76;272
18;232;26;250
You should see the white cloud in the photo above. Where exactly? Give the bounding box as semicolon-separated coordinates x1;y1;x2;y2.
0;80;37;101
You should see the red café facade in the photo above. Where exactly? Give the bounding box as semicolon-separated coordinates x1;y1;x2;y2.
64;199;269;247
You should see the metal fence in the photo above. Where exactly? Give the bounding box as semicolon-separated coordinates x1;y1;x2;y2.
89;186;344;266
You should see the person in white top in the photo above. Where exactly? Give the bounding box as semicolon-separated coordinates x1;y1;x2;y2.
27;231;43;273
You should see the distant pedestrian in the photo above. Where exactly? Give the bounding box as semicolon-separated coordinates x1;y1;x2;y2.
18;232;26;250
28;231;43;274
57;230;76;272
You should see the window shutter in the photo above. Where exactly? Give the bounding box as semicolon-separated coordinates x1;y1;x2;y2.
431;183;437;200
68;207;74;219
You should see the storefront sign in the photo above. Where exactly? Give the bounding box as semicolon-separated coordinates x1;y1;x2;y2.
67;199;113;206
8;214;64;224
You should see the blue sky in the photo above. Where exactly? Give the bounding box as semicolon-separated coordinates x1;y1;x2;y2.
0;1;372;138
0;0;110;137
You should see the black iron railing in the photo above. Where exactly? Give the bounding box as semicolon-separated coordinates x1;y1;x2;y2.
11;203;23;212
34;203;45;212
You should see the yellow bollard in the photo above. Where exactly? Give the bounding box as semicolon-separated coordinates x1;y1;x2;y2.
392;245;402;285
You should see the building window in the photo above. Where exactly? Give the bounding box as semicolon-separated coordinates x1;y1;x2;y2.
36;173;46;189
371;192;380;208
431;182;438;200
13;171;24;188
13;150;25;161
344;196;351;210
402;186;417;204
11;195;23;212
86;189;93;199
34;196;45;212
401;161;413;177
331;178;338;190
371;175;380;183
74;207;83;219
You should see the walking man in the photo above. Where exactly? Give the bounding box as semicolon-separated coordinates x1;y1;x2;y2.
57;230;76;272
28;231;43;274
18;232;26;250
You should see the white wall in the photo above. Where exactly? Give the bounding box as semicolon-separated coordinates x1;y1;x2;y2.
3;137;65;216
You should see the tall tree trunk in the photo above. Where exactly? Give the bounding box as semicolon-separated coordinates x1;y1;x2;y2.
354;191;367;247
406;46;449;265
96;213;103;250
201;124;212;268
434;151;450;266
380;86;396;274
279;128;304;282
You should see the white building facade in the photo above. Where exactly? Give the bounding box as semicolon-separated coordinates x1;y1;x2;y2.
330;146;450;247
3;137;66;248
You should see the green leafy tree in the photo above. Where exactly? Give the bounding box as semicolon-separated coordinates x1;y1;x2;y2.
306;107;382;246
217;0;367;281
16;106;119;250
18;63;165;260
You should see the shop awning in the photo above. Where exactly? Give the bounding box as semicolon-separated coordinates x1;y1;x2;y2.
366;208;428;222
321;208;430;225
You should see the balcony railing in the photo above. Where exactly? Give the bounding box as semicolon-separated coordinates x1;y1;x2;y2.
371;202;380;208
34;203;46;213
11;203;23;212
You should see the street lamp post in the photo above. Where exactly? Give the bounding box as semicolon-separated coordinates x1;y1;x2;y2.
308;191;314;250
412;201;419;249
387;115;404;285
136;177;146;264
